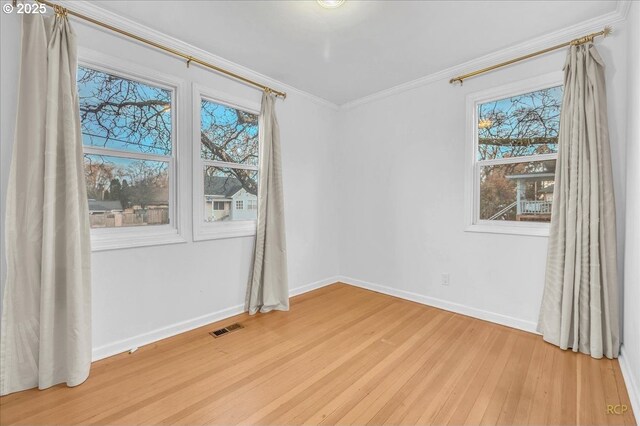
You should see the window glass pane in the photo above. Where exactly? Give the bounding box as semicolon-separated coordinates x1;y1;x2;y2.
477;86;562;161
84;154;170;228
203;166;258;222
200;99;258;165
480;160;555;222
78;66;172;156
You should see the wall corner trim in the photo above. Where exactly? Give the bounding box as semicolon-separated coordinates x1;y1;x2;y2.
619;345;640;418
616;1;632;21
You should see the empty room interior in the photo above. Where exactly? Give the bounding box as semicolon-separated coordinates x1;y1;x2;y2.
1;0;639;425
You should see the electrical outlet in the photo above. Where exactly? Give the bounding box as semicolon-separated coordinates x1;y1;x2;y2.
441;273;450;286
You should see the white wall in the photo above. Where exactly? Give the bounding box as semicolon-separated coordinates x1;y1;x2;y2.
337;21;629;332
622;0;640;412
0;11;340;359
0;4;636;379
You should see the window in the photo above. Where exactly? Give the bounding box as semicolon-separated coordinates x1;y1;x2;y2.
466;74;563;236
78;60;183;250
193;86;260;240
213;201;226;211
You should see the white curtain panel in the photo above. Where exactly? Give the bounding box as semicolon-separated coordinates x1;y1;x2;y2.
0;14;92;395
537;43;620;359
247;92;289;314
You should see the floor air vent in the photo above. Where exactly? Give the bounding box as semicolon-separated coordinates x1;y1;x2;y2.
210;323;244;338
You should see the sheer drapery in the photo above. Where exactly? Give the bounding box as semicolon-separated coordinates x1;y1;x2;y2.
537;43;620;359
246;92;289;314
0;13;92;395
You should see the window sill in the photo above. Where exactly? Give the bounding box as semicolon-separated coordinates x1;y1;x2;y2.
91;226;186;251
193;221;257;242
465;222;550;237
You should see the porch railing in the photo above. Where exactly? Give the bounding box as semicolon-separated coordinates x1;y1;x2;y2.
519;200;552;215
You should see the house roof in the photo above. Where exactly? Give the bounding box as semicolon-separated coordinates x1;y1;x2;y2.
89;199;123;212
204;175;243;198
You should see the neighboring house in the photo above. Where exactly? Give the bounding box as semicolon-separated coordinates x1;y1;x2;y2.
88;199;123;228
204;175;258;222
505;171;554;222
88;199;123;214
88;187;170;228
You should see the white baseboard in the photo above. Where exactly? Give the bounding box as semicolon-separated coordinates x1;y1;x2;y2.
91;303;245;361
289;276;340;297
619;345;640;418
91;273;637;417
91;276;340;361
337;276;538;334
337;276;637;416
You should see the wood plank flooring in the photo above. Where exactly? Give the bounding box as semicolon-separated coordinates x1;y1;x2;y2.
0;283;636;425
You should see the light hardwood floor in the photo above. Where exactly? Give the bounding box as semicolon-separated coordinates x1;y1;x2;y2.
0;283;636;425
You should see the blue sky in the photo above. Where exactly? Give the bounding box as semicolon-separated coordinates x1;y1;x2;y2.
477;85;563;160
78;66;172;157
78;66;258;176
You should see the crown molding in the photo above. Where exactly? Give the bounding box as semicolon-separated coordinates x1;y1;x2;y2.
616;0;632;20
341;0;631;110
57;0;340;111
56;0;630;111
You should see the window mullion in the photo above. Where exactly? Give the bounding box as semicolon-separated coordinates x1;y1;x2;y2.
476;152;558;167
200;159;259;171
83;146;171;163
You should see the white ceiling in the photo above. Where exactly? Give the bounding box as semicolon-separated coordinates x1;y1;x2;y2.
93;1;617;105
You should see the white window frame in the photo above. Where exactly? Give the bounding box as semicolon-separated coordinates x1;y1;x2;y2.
78;50;187;251
464;72;563;237
192;84;261;241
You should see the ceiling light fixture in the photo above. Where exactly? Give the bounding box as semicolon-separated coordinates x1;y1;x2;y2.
317;0;345;9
